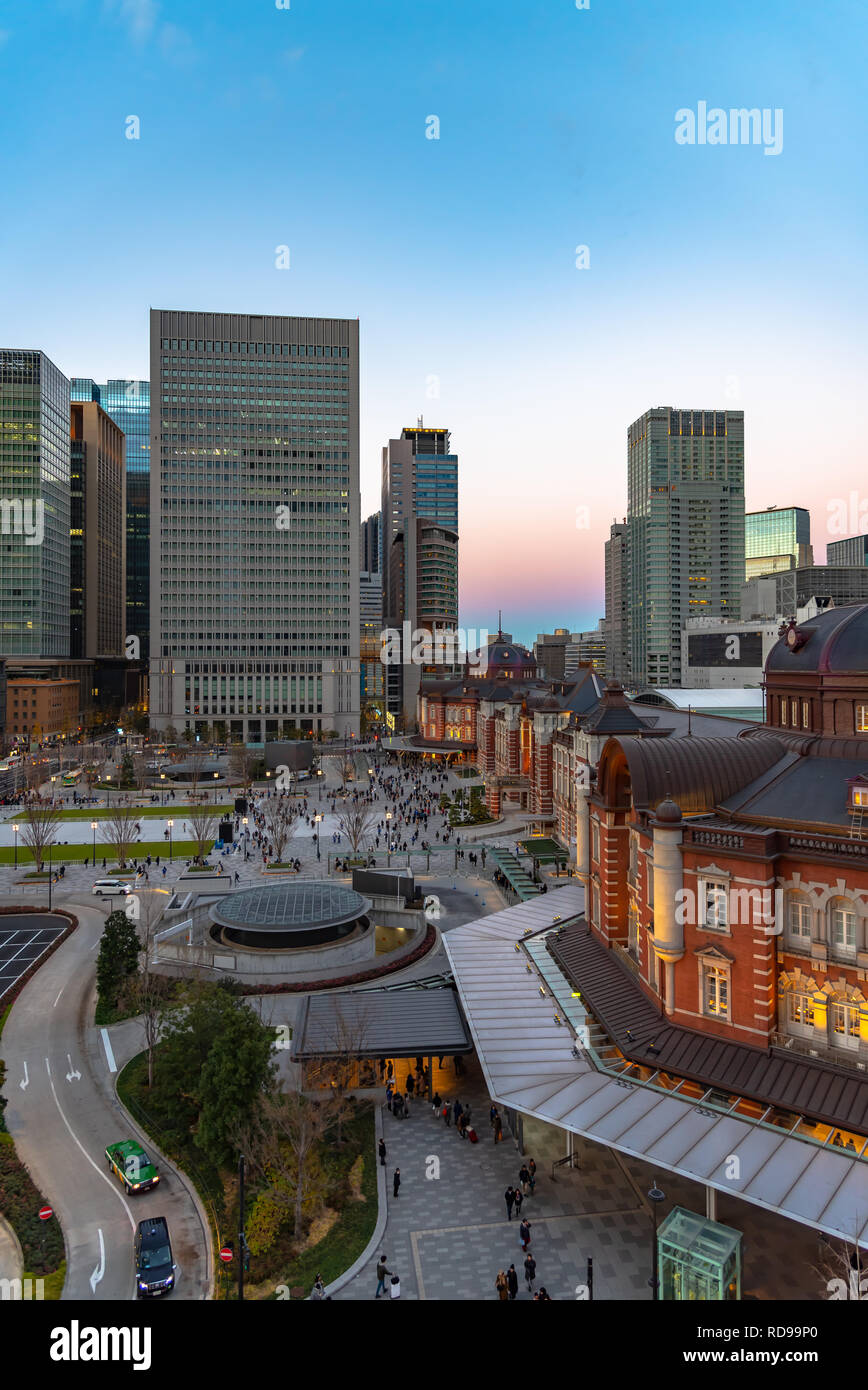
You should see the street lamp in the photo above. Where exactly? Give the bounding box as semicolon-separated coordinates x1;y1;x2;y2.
12;823;18;870
317;767;323;801
648;1178;666;1300
314;812;322;861
91;820;97;866
167;819;174;860
50;774;56;804
242;816;249;860
386;810;392;865
214;770;220;803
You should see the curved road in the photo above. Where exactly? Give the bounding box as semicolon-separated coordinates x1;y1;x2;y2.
1;891;211;1301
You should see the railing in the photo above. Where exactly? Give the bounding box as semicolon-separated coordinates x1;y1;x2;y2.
771;1031;867;1073
611;941;640;977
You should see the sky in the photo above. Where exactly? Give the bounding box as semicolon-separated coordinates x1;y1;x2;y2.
2;0;867;647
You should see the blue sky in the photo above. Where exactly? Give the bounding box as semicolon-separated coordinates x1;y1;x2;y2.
2;0;867;644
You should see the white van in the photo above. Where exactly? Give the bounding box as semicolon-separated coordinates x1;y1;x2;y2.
92;879;132;897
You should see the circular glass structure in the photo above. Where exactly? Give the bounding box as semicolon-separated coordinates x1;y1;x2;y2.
210;881;370;950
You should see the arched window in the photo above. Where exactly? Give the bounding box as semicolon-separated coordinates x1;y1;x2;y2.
787;894;813;947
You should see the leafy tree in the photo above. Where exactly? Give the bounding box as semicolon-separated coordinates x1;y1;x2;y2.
195;1006;277;1164
96;909;140;1014
119;753;135;788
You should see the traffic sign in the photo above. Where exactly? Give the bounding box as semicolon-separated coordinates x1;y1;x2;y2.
38;1205;53;1221
219;1246;233;1264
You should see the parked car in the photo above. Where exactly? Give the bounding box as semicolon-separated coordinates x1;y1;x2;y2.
134;1217;176;1298
92;879;132;897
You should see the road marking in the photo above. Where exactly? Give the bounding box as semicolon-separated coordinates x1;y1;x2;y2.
44;1058;136;1259
53;986;64;1007
65;1053;82;1082
101;1028;117;1074
89;1229;106;1293
19;1060;28;1091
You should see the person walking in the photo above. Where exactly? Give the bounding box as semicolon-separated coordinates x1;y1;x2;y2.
378;1138;387;1166
310;1273;326;1300
505;1186;516;1221
513;1187;523;1218
496;1270;509;1301
537;1287;552;1300
494;1112;503;1144
453;1098;463;1127
528;1157;537;1194
386;1084;394;1113
375;1254;391;1298
393;1167;401;1198
444;1100;452;1127
489;1103;498;1130
519;1218;531;1252
524;1253;537;1294
519;1163;531;1196
506;1264;519;1301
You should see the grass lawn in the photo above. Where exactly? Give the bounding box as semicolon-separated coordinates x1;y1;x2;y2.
0;839;199;865
4;804;232;823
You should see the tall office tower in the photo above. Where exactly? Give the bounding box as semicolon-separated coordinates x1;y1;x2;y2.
627;407;745;688
564;623;607;676
604;520;630;683
359;568;385;725
149;311;360;742
72;379;150;658
745;505;812;579
387;518;459;721
381;422;458;722
827;534;868;566
534;629;570;681
0;350;71;657
360;510;382;576
69;401;126;661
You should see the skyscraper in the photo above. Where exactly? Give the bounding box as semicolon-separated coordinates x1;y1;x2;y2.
149;310;360;742
360;510;382;576
72;379;150;658
627;407;745;688
0;349;71;657
69;400;126;660
827;534;868;567
744;505;812;579
604;521;630;683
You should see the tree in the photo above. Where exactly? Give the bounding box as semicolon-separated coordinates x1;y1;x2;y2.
335;805;377;856
195;1006;277;1165
133;753;148;793
163;723;179;748
121;892;170;1089
119;752;135;788
189;808;218;864
260;797;298;864
229;742;253;788
186;749;205;799
101;806;139;868
242;1090;337;1241
19;803;62;873
96;908;141;1014
816;1235;868;1301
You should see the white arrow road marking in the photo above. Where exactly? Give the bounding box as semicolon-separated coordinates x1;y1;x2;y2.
66;1054;82;1083
44;1058;136;1295
100;1028;117;1073
19;1061;28;1091
90;1228;105;1294
53;986;64;1007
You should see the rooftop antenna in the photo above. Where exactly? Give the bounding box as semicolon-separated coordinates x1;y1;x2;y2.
497;609;503;639
687;704;692;736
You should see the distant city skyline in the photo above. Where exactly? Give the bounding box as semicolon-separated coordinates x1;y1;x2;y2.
2;0;867;646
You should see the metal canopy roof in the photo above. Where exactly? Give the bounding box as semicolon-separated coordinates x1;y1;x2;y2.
291;987;472;1059
443;884;868;1246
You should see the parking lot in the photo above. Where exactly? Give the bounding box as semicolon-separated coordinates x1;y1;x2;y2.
0;915;67;1003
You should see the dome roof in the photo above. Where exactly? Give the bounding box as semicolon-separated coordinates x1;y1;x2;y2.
475;639;537;677
766;604;868;675
653;798;683;826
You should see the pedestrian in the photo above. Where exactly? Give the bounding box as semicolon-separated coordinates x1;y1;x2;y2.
537;1287;552;1300
378;1138;387;1166
519;1163;531;1196
505;1186;515;1221
494;1113;503;1144
507;1264;519;1301
432;1090;442;1113
386;1084;394;1113
375;1254;391;1298
310;1273;326;1300
393;1167;401;1198
496;1270;509;1301
524;1253;537;1293
403;1090;411;1118
444;1101;451;1127
489;1104;498;1129
513;1187;523;1218
528;1157;536;1193
453;1098;462;1126
519;1218;531;1252
406;1072;415;1096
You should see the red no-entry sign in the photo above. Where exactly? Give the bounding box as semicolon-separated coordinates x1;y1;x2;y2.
39;1205;53;1221
219;1246;233;1264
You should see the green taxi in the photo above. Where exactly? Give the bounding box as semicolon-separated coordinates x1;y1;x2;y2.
105;1140;160;1194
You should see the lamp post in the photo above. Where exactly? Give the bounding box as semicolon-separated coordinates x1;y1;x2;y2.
648;1178;666;1300
242;816;249;860
314;812;322;861
48;841;53;910
50;774;56;805
167;819;174;860
214;770;220;803
91;820;97;866
386;810;392;866
12;823;18;870
317;768;323;801
160;772;166;805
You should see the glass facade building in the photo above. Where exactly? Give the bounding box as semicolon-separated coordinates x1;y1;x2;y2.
744;506;812;580
148;310;360;742
0;350;71;656
71;378;150;658
627;407;745;688
827;534;868;567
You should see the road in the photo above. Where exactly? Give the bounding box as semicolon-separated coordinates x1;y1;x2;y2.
1;891;211;1301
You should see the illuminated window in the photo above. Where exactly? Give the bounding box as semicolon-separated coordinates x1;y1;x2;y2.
703;964;729;1018
857;704;868;733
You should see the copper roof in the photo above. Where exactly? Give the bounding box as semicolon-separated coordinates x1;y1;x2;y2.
546;919;868;1135
609;733;786;814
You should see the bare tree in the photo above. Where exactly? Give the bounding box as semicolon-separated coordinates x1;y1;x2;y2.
815;1235;867;1301
186;749;205;800
318;1001;373;1143
335;805;377;856
189;808;218;864
229;742;253;789
133;753;148;794
121;890;171;1089
260;797;298;864
101;806;140;869
20;803;63;873
242;1090;339;1241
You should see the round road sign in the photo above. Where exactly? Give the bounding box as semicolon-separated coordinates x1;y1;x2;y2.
39;1205;53;1221
219;1246;233;1264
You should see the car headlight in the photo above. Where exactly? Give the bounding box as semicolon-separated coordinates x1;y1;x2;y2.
138;1281;147;1290
133;1183;140;1189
